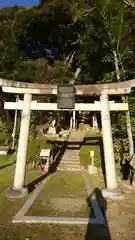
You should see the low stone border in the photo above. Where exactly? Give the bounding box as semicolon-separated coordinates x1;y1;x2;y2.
14;174;53;219
82;170;106;226
12;170;106;226
12;216;102;225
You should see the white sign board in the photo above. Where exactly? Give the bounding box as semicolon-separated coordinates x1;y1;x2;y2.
40;149;51;157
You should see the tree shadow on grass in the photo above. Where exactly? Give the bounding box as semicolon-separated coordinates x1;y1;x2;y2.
85;187;111;240
0;149;16;170
26;142;67;193
26;171;50;194
0;160;16;170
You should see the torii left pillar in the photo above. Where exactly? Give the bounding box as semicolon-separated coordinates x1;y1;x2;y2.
100;94;119;197
7;93;32;198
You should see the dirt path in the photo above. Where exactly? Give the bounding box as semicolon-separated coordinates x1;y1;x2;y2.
107;190;135;240
85;172;135;240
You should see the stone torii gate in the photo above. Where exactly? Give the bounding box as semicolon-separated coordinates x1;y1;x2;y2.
1;78;135;198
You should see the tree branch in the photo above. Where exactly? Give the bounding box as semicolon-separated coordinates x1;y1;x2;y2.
123;0;135;8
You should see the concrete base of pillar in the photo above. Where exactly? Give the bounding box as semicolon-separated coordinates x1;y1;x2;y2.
7;187;28;199
88;165;98;175
101;188;124;199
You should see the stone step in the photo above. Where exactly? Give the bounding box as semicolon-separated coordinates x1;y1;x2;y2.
58;167;81;171
63;154;80;159
64;149;80;152
57;166;82;171
64;150;80;154
62;159;80;163
59;130;84;172
62;159;80;162
58;164;81;169
63;152;80;157
62;156;80;160
58;162;81;166
61;158;80;162
64;151;80;155
63;153;80;156
59;161;81;165
67;142;81;145
58;168;81;172
67;146;80;149
60;163;80;167
62;154;80;158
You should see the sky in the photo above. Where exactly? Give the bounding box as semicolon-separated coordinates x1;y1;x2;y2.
0;0;39;7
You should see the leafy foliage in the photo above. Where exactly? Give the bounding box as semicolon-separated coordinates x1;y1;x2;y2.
0;0;135;84
114;139;129;163
0;120;8;133
1;1;135;172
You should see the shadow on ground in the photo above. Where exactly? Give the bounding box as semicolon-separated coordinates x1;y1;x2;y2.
26;172;50;194
85;187;111;240
0;149;16;170
120;158;135;185
0;160;16;170
49;142;67;172
26;142;67;193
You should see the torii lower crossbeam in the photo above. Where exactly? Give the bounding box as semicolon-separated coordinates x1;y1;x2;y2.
4;101;129;111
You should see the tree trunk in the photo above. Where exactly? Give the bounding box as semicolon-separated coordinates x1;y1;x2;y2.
67;52;75;69
69;67;81;84
113;50;121;81
123;0;135;8
64;53;71;65
126;107;134;158
113;49;134;158
11;109;18;150
5;110;12;131
0;100;5;122
11;95;19;149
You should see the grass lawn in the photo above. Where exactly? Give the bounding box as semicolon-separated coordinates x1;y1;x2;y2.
0;154;16;167
0;134;97;240
80;132;123;180
0;132;12;145
27;137;53;161
0;136;53;168
0;166;41;225
0;169;88;240
85;171;105;189
0;135;48;223
27;171;90;218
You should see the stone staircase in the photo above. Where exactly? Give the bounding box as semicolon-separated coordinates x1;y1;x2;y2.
57;130;84;171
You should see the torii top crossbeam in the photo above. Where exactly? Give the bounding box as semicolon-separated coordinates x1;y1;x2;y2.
1;78;135;95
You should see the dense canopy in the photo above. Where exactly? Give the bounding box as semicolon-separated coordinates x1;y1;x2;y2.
0;0;135;85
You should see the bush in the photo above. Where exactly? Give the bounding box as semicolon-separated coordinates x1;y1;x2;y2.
113;138;129;163
27;137;53;162
0;121;8;133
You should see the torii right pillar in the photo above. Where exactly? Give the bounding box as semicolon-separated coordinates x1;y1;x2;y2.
100;94;117;191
